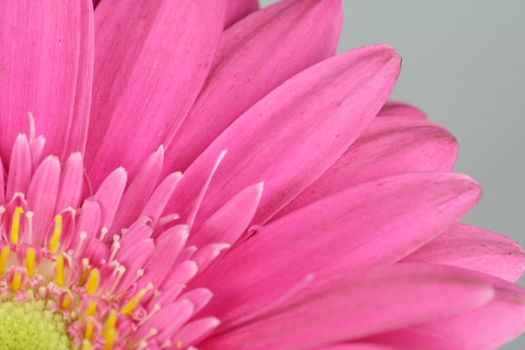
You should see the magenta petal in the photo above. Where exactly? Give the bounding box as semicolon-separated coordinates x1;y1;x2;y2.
196;172;482;326
367;271;525;350
402;224;525;282
0;159;4;203
201;264;494;350
224;0;259;28
0;0;94;161
168;0;343;170
281;116;458;215
378;100;427;119
171;45;401;227
87;0;225;185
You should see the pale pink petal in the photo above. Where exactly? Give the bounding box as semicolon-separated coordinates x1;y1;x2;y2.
29;135;46;171
160;261;198;290
402;223;525;282
196;172;482;326
26;156;61;246
6;135;32;199
172;318;220;349
189;182;263;248
192;243;231;271
114;239;154;294
170;45;401;227
141;225;189;287
56;152;84;211
138;299;194;342
281;117;458;215
224;0;259;28
92;167;127;235
0;1;94;161
168;0;343;170
87;0;225;185
70;199;101;257
141;172;182;228
201;264;494;350
111;146;164;231
180;288;213;314
120;222;153;246
378;100;426;119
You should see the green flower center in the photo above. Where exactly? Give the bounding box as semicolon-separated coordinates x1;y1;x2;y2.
0;300;71;350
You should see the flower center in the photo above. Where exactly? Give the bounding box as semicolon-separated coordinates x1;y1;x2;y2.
0;300;71;350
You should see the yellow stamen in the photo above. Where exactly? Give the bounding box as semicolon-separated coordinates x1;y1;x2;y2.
104;309;118;332
87;300;97;317
86;268;100;295
0;246;10;275
10;271;22;292
55;254;65;286
49;214;63;253
61;293;73;310
10;206;24;245
85;319;95;341
25;247;36;278
103;328;116;350
121;288;148;315
79;258;90;287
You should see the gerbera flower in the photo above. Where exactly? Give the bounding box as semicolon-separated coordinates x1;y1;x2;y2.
0;0;523;349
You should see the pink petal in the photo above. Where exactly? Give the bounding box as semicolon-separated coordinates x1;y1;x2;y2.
6;135;32;199
92;167;127;235
140;172;182;228
172;317;220;349
64;0;95;156
87;0;225;186
281;117;458;215
189;182;263;248
196;172;482;326
56;152;84;211
0;159;4;203
201;264;494;350
138;299;194;342
111;146;164;231
367;270;525;350
170;45;401;227
26;156;61;245
168;0;343;170
224;0;259;28
402;223;525;282
179;288;213;314
0;1;94;161
378;100;426;119
70;199;101;257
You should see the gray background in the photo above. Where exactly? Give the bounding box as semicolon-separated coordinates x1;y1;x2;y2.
261;0;525;348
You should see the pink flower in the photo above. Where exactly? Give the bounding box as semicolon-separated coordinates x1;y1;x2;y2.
0;0;523;349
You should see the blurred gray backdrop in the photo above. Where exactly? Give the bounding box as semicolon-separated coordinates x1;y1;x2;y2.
260;0;525;348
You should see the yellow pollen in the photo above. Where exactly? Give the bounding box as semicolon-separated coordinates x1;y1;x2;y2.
10;271;22;292
86;268;100;295
10;206;24;245
55;254;65;286
0;245;10;275
121;288;148;315
25;247;36;278
49;214;63;253
79;258;90;287
104;309;118;332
